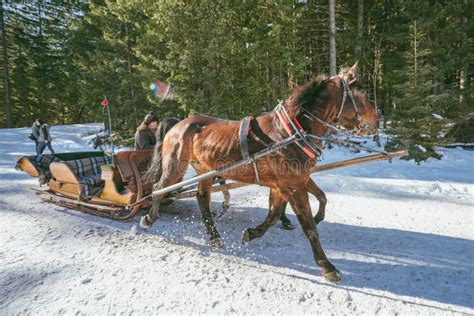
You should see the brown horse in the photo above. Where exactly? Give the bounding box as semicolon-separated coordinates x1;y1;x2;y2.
142;63;377;282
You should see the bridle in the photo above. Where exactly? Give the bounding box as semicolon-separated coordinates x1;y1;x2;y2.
302;75;371;136
274;75;373;159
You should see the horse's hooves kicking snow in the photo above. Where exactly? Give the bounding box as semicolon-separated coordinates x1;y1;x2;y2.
322;269;342;283
140;215;153;229
280;220;295;230
241;229;252;244
209;237;224;248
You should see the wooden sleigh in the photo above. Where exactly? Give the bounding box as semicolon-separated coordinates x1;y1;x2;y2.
16;149;408;220
16;150;154;220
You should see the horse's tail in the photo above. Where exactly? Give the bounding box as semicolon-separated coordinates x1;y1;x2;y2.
144;117;181;183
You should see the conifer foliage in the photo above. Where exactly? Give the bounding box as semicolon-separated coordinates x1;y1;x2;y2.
1;1;472;159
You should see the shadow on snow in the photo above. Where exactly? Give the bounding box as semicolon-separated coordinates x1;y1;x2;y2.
31;198;474;311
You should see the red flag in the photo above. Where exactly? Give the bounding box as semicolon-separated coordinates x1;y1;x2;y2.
101;97;109;107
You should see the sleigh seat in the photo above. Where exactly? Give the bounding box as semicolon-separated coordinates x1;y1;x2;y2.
49;156;112;199
15;154;62;184
16;150;154;212
16;152;105;185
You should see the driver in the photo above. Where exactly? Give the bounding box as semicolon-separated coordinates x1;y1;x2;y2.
134;112;159;150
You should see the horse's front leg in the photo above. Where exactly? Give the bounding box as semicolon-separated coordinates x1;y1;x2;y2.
242;187;285;244
306;178;327;225
197;178;223;248
286;187;341;283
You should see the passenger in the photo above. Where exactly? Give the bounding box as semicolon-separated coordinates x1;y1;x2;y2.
135;112;159;150
32;118;55;155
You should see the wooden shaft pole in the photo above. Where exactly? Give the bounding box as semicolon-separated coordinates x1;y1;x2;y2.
168;149;408;201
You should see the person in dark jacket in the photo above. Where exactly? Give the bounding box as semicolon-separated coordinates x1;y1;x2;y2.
31;119;41;146
32;119;55;155
134;112;159;150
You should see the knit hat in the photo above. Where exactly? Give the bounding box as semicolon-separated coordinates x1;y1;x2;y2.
144;112;159;124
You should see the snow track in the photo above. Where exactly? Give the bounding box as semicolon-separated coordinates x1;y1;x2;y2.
1;124;473;314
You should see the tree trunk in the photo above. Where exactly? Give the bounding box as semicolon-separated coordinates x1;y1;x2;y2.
0;0;13;127
355;0;364;55
413;21;417;92
372;30;383;114
460;0;469;102
328;0;337;76
76;105;84;123
124;21;137;126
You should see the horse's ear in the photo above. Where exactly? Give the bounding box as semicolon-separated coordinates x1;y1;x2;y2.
350;61;359;78
339;61;359;82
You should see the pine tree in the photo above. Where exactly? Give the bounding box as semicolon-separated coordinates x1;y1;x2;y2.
0;0;13;127
389;20;448;161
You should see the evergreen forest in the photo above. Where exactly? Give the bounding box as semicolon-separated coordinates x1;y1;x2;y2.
1;1;472;158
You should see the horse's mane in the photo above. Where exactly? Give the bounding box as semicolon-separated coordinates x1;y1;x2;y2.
285;75;330;117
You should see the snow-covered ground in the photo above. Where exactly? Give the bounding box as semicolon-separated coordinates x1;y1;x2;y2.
1;123;473;315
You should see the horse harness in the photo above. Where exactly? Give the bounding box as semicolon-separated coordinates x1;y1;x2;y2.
135;75;381;205
239;116;274;185
239;76;371;185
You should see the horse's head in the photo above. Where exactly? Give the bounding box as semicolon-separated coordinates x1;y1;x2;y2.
331;62;378;136
285;62;378;138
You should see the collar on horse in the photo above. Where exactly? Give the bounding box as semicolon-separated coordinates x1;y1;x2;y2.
275;103;323;159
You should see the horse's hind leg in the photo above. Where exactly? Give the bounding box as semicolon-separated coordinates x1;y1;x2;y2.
221;186;231;211
197;178;223;248
278;202;294;230
242;187;285;244
278;178;327;228
140;141;190;228
306;178;327;225
212;177;231;214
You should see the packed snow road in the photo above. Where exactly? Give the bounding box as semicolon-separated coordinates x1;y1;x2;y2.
1;124;473;314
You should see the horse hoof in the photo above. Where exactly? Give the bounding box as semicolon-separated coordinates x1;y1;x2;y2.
241;229;251;244
140;215;152;229
222;201;230;211
314;216;324;225
209;237;224;249
281;221;295;230
322;269;341;283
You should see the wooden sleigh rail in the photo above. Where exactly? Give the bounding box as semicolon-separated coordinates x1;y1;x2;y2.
165;149;409;202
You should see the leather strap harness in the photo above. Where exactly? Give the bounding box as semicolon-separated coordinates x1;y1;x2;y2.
239;116;262;185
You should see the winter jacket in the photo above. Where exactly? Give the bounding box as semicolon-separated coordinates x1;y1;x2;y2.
31;124;40;141
32;123;52;142
134;122;156;150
